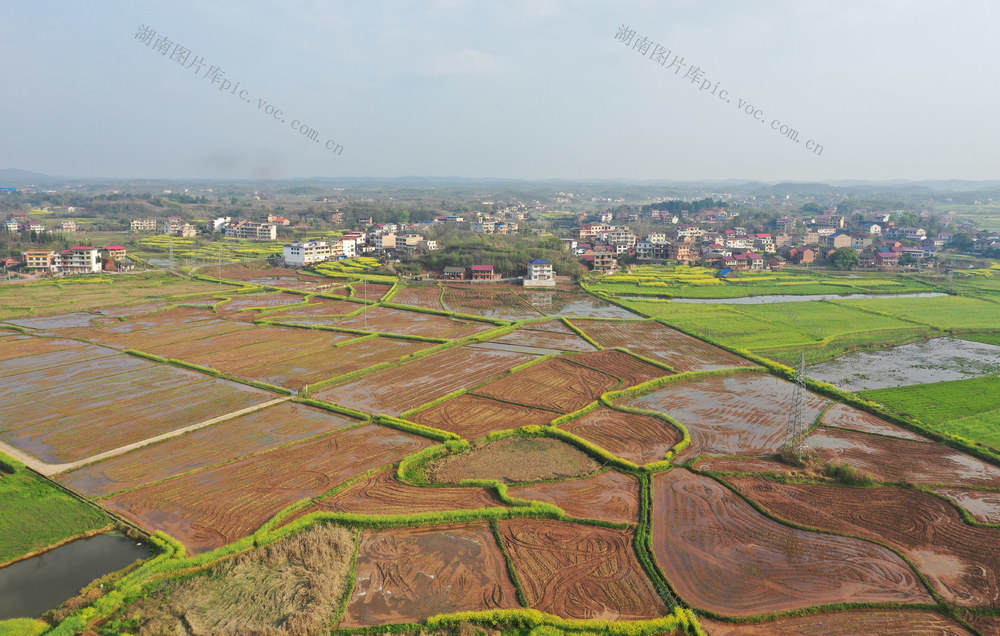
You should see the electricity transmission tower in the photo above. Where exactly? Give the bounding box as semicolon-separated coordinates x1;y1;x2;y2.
783;353;809;460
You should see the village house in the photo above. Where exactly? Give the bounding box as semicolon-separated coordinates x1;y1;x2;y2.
130;218;158;233
283;240;332;267
470;265;500;281
524;259;556;287
441;266;466;280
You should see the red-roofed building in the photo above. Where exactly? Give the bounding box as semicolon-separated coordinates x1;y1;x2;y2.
470;264;499;281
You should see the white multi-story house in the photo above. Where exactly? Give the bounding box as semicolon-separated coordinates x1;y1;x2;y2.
130;218;158;232
225;221;277;241
523;258;555;287
56;246;102;274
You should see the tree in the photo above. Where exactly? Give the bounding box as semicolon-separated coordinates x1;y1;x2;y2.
899;253;918;266
829;247;859;269
951;232;974;251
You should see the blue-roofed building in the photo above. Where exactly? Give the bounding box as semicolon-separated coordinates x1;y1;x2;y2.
524;258;555;287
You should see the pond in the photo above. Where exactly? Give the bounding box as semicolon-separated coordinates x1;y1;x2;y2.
665;292;947;304
0;534;153;620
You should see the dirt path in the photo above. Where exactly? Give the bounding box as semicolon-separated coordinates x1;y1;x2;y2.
0;397;289;476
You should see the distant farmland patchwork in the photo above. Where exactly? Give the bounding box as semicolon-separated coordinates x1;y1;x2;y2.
2;268;999;635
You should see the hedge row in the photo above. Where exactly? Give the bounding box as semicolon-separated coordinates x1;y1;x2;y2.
425;607;704;636
373;415;460;442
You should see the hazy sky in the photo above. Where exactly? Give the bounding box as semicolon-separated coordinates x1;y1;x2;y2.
2;1;998;181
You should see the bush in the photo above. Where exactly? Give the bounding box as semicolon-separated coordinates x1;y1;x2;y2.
823;462;876;486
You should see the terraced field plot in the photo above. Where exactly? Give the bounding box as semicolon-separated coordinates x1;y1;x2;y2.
508;470;640;525
297;469;502;517
728;477;1000;606
573;319;754;371
388;284;444;309
934;488;1000;524
472;357;621;413
621;372;829;458
317;346;536;415
497;519;669;620
442;286;543;320
562;407;682;465
651;469;932;615
161;333;433;390
806;427;1000;488
410;394;556;439
332;305;492;339
489;325;597;352
106;424;431;553
341;523;519;627
820;402;928;441
57;402;357;496
0;362;274;464
568;348;668;386
518;290;639;318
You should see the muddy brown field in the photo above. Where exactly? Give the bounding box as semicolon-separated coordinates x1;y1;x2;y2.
472;357;620;413
806;427;1000;488
106;425;431;553
568;348;668;387
340;523;519;627
497;519;669;620
622;373;829;459
302;468;503;516
820;402;928;440
934;488;1000;524
651;469;931;615
574;319;755;371
410;394;557;439
317;346;536;415
57;402;358;496
727;476;1000;606
333;305;492;339
508;470;640;524
562;406;682;465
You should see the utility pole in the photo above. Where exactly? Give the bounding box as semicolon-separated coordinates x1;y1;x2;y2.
783;353;808;460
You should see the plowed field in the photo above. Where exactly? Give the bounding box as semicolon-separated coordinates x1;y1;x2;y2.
316;346;536;415
0;336;86;362
302;469;502;516
806;427;1000;488
727;477;1000;606
334;306;491;339
935;488;1000;524
573;319;754;371
497;519;668;620
442;286;542;320
562;407;681;465
340;523;518;627
821;403;928;441
692;456;804;476
490;327;597;352
568;349;668;387
67;315;252;350
0;364;274;463
622;373;829;458
352;282;393;302
58;402;357;496
651;469;932;615
410;395;556;439
700;610;972;635
472;357;620;413
169;335;432;390
387;284;444;309
508;470;640;524
106;425;431;553
519;291;638;319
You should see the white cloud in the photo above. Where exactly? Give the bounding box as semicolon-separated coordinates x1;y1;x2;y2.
425;48;500;76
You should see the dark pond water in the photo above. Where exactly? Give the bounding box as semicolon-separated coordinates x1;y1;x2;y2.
0;534;153;619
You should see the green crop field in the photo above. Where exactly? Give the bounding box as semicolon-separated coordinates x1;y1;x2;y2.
618;297;935;365
588;264;942;299
136;235;282;260
831;294;1000;331
861;375;1000;451
0;461;110;564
